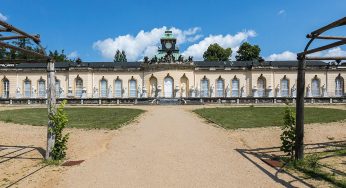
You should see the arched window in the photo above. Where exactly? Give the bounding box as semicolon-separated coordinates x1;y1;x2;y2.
100;78;108;97
200;77;209;97
231;78;239;97
24;78;31;98
257;76;266;97
75;77;83;97
38;79;46;97
55;79;61;97
2;78;9;98
311;76;320;97
114;79;122;97
129;79;137;98
216;77;224;97
335;75;344;97
281;77;289;97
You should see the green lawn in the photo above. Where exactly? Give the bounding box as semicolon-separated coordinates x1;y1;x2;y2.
193;107;346;129
0;108;145;129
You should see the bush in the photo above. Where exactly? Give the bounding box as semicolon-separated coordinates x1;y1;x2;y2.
49;100;69;160
280;104;296;159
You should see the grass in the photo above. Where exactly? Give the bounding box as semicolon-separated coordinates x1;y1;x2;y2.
193;107;346;129
0;108;145;129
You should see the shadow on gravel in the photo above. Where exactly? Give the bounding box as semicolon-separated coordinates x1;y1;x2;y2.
0;145;46;188
236;140;346;188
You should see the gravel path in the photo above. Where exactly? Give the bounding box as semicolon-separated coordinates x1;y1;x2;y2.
57;106;292;188
1;105;345;187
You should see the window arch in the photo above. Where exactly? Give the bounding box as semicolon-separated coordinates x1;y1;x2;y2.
38;78;46;97
114;78;122;97
100;77;108;97
231;77;239;97
335;74;344;97
200;76;209;97
75;76;83;98
24;77;31;98
257;75;266;97
129;78;137;98
281;76;289;97
311;76;320;97
2;77;9;98
216;77;224;97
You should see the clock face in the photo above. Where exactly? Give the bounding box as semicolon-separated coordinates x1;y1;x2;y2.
165;42;172;49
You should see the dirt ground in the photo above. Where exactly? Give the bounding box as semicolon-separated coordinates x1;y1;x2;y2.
0;104;345;188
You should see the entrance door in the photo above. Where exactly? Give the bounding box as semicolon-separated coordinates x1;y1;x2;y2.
164;77;173;98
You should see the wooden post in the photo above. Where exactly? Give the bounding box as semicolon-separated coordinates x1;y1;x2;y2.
295;59;305;160
46;59;56;160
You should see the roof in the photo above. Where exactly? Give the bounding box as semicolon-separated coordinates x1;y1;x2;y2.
0;60;342;70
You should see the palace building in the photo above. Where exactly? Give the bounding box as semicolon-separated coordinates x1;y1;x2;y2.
0;31;345;104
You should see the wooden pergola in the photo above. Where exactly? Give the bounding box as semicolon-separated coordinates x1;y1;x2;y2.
296;17;346;160
0;20;56;160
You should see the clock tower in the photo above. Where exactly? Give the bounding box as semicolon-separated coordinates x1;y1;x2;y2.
159;30;179;54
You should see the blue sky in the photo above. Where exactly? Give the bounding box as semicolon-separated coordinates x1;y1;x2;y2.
1;0;346;61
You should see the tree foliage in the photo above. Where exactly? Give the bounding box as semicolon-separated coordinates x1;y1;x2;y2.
114;50;127;62
0;39;79;62
280;104;296;159
203;43;232;61
49;100;69;161
235;42;261;61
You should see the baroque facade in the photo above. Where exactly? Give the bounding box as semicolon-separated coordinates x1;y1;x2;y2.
0;31;345;102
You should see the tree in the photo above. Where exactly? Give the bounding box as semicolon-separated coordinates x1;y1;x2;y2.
48;50;71;62
235;42;261;61
121;50;127;62
280;104;296;160
203;43;232;61
114;50;127;62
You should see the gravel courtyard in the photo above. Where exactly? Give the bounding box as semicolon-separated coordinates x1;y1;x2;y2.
0;105;345;188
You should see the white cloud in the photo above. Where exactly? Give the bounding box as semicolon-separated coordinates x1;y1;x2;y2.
0;12;8;21
323;47;346;57
182;30;257;60
67;51;79;59
278;9;285;15
266;51;296;61
266;47;346;61
93;26;202;61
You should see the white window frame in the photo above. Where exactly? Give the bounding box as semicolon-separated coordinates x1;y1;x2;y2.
75;78;83;98
129;79;137;98
216;78;224;97
257;78;266;97
114;79;122;97
200;78;209;97
231;79;239;97
100;79;108;98
2;79;9;98
311;78;320;97
335;76;344;97
38;79;46;97
24;79;31;98
281;78;289;97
